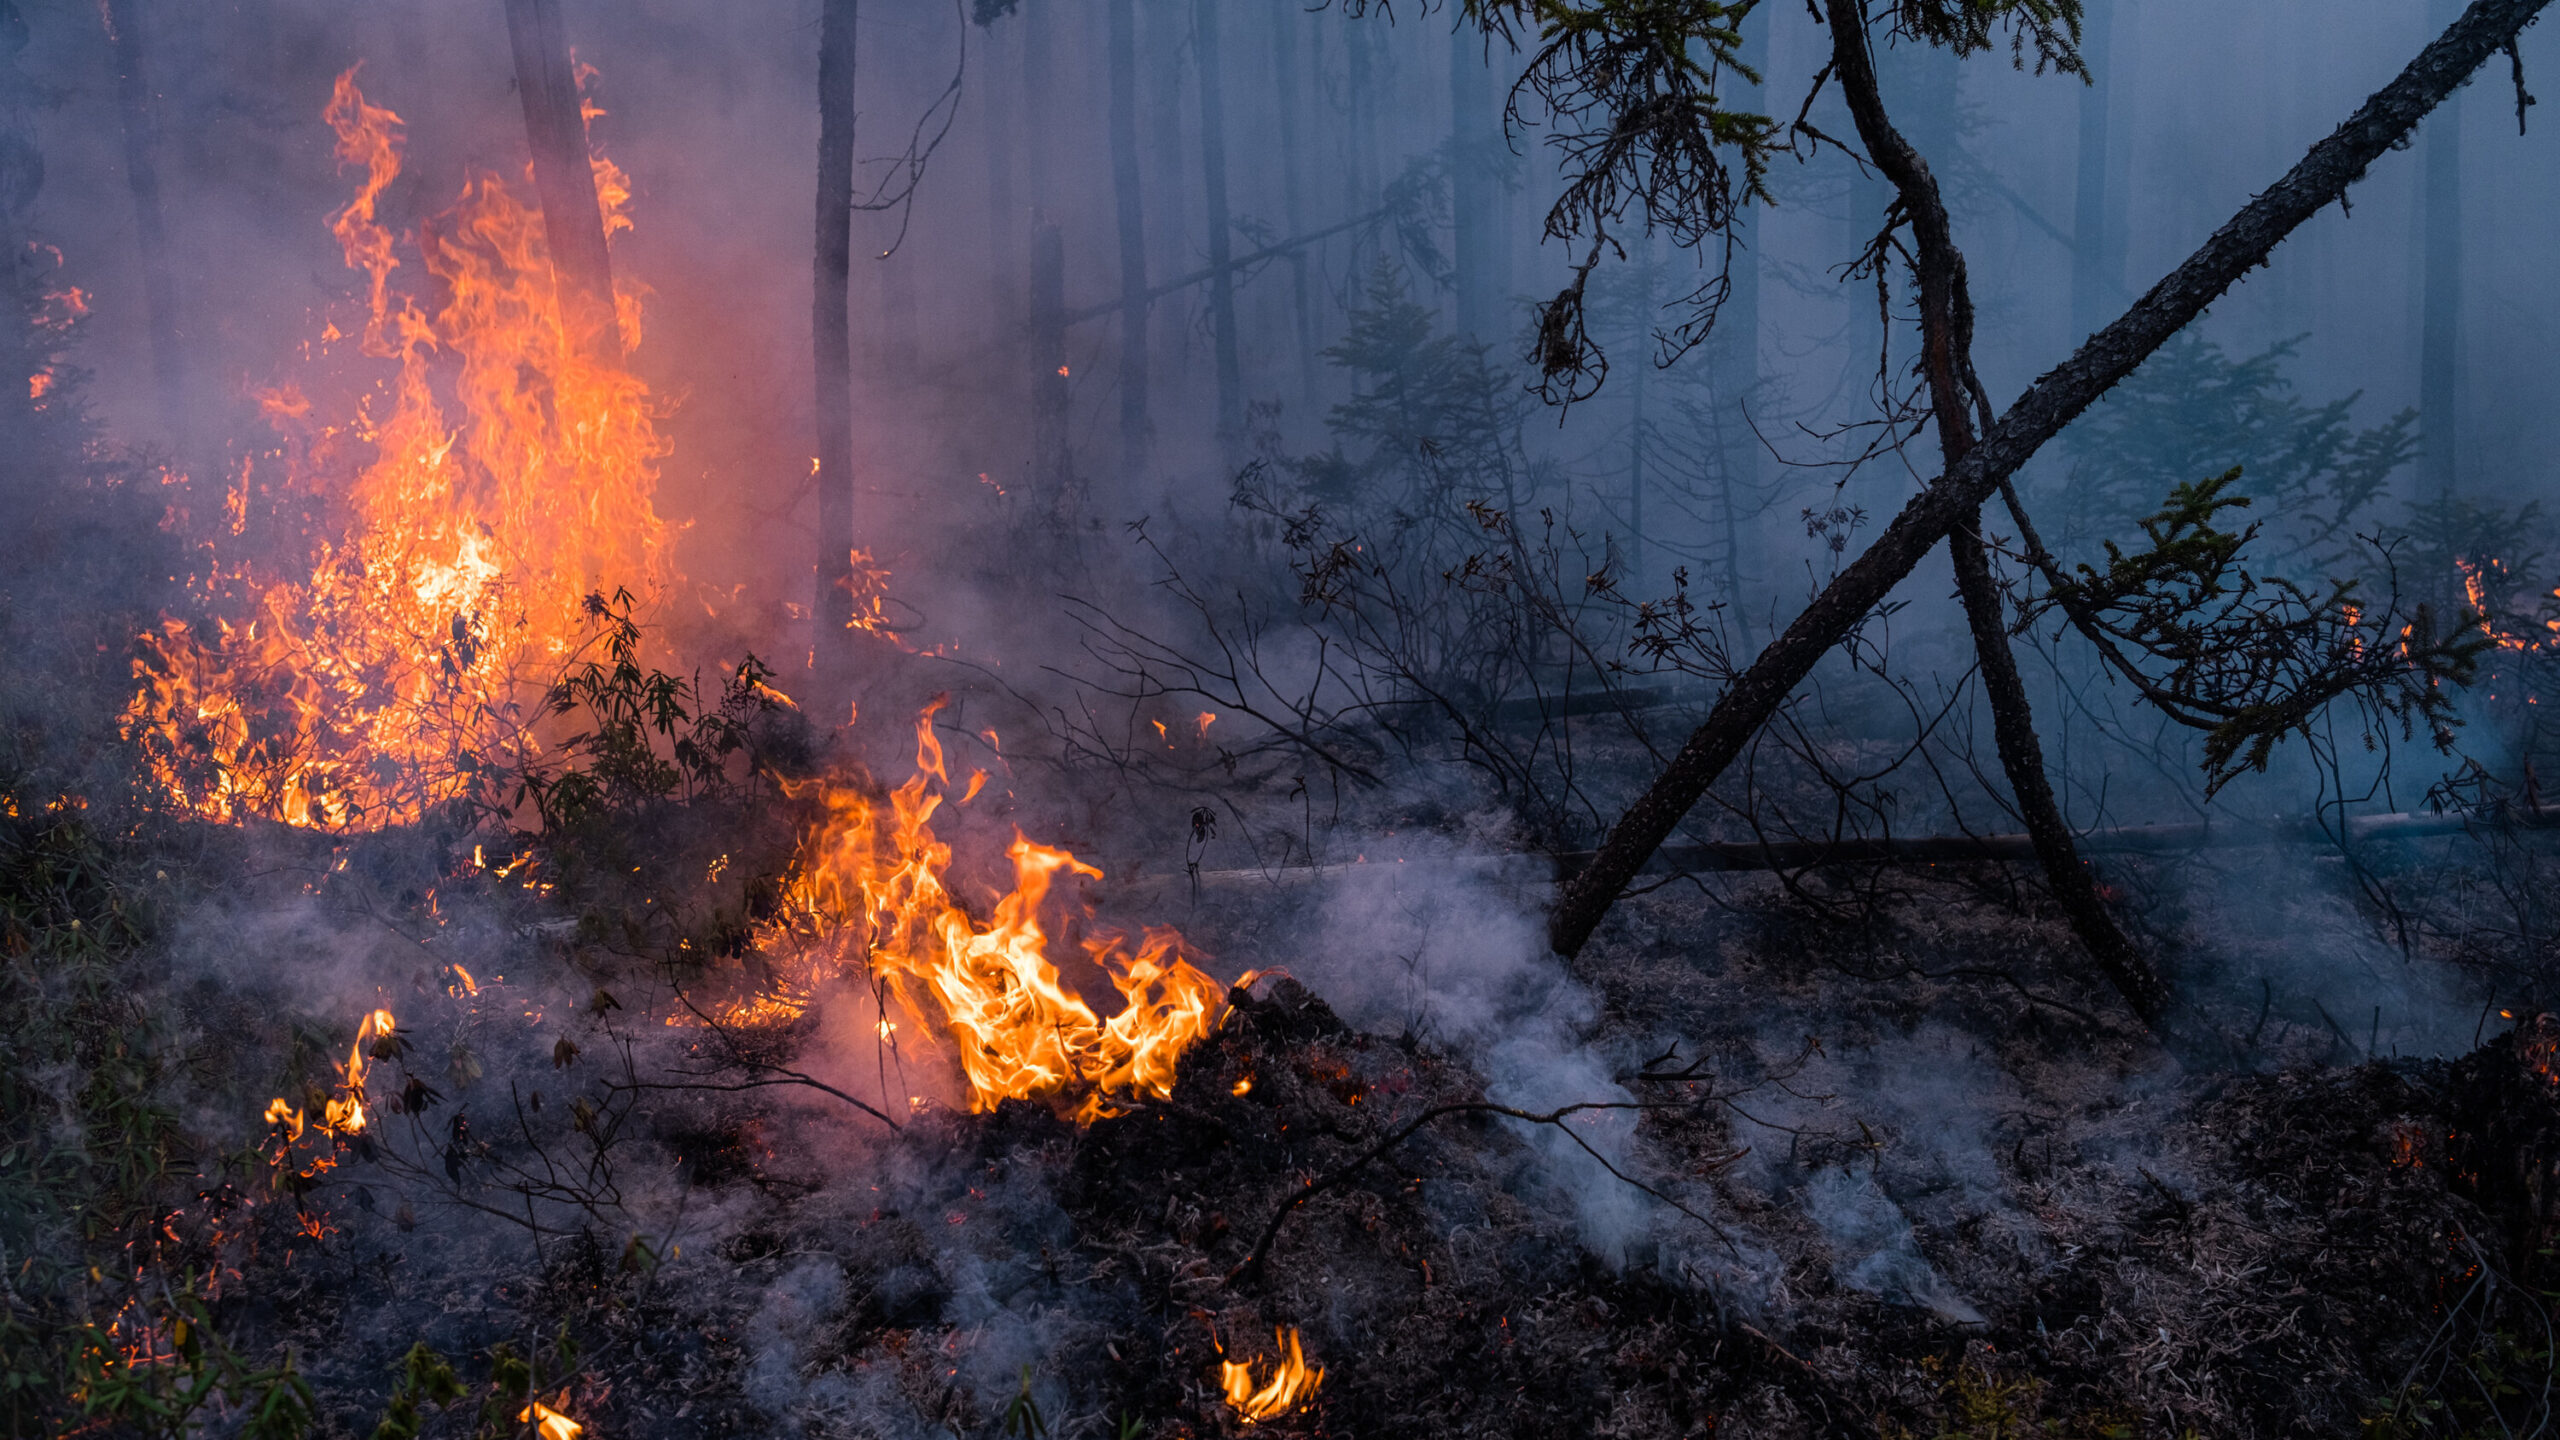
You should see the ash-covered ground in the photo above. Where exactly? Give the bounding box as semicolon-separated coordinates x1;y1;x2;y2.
29;795;2557;1440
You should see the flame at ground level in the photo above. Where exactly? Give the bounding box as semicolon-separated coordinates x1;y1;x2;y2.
755;704;1237;1123
1222;1327;1324;1424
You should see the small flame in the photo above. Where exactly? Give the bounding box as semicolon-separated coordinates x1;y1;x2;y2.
522;1396;582;1440
1221;1327;1323;1424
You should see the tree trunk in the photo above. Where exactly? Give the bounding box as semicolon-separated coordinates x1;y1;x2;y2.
1546;0;2552;965
1192;0;1244;462
503;0;619;363
1030;220;1071;510
812;0;858;726
1716;3;1766;629
1107;0;1151;477
0;0;44;458
979;17;1018;336
1270;2;1320;415
2420;0;2465;500
1826;0;2167;1020
102;0;187;446
1450;27;1490;340
2068;0;2122;340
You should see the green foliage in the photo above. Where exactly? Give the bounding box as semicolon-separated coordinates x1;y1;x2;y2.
2052;331;2417;565
1001;1365;1050;1439
467;589;789;837
1296;263;1529;515
370;1343;466;1440
1394;0;2082;401
2362;1266;2559;1438
2030;468;2485;793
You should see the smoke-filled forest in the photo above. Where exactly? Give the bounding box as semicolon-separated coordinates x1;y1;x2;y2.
7;0;2560;1434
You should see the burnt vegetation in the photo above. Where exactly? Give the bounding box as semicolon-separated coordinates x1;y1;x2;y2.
11;0;2560;1438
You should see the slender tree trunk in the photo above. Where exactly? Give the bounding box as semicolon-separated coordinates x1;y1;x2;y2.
1344;15;1379;213
1717;3;1765;631
1144;0;1187;381
0;0;44;459
1450;27;1490;340
1193;0;1244;461
2421;0;2465;499
1547;0;2550;966
102;0;187;445
812;0;859;725
1270;2;1320;415
979;18;1019;337
2068;0;2119;339
1030;220;1071;510
1107;0;1151;477
1626;249;1651;591
1824;0;2166;1020
504;0;619;363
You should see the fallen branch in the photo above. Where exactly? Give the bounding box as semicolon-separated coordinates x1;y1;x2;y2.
1226;1095;1736;1287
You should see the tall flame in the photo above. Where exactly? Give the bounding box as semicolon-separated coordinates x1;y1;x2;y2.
124;66;671;828
760;704;1232;1122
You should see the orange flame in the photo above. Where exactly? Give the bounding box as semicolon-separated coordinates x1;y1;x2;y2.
123;66;671;829
1221;1327;1324;1424
758;710;1230;1123
522;1396;582;1440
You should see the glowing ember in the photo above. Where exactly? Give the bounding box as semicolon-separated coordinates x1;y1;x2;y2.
1221;1326;1324;1424
758;702;1236;1122
123;66;671;828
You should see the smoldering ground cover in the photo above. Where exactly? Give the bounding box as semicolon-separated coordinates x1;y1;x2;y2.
12;730;2560;1440
13;2;2560;1440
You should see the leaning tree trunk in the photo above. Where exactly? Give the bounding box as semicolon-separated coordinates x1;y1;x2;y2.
1106;0;1151;478
504;0;619;363
1192;0;1244;464
1547;0;2555;968
811;0;858;725
1821;0;2168;1020
102;0;187;446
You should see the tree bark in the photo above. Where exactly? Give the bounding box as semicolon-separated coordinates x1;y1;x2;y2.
2068;0;2122;339
1450;26;1491;340
1547;0;2554;964
1107;0;1151;477
978;17;1019;336
1030;220;1071;508
1193;0;1244;463
812;0;858;725
102;0;187;445
503;0;620;363
1824;0;2167;1019
1270;2;1320;415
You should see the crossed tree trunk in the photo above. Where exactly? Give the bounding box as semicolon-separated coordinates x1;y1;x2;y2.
1546;0;2554;1020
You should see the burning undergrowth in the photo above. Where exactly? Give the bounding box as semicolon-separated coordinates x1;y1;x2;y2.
13;34;2560;1440
15;748;2560;1440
